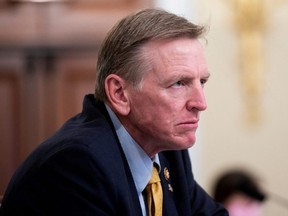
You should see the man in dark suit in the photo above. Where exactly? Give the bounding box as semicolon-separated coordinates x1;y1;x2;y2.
0;9;228;215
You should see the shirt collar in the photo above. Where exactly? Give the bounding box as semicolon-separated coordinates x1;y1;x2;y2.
105;104;160;194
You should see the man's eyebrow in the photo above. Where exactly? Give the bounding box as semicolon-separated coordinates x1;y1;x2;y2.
203;72;211;79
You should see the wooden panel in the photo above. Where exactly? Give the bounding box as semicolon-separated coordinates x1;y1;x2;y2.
0;0;153;46
0;4;39;44
71;0;136;8
54;52;97;127
0;72;20;195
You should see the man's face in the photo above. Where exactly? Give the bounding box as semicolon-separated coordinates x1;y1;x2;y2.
125;38;209;157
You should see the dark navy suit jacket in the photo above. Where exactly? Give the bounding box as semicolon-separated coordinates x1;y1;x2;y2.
0;94;228;215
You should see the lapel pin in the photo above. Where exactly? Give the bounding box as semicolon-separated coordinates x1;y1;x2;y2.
168;184;173;192
164;167;170;181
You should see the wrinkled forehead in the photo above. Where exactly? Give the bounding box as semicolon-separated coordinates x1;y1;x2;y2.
142;37;205;59
144;38;206;67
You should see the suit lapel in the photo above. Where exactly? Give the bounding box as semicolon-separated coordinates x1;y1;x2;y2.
159;153;179;216
92;99;143;216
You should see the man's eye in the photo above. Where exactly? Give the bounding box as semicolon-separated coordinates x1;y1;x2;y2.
200;79;207;87
172;81;184;87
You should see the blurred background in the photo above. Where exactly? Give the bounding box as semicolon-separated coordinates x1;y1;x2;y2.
0;0;287;215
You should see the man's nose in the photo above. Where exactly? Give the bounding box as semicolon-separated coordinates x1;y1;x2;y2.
187;86;207;111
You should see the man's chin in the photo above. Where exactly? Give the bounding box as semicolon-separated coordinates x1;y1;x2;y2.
176;139;196;150
186;141;195;149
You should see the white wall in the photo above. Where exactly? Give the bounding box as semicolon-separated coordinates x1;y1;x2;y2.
154;0;288;215
202;1;288;215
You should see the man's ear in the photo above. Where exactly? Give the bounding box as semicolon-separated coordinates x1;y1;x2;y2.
105;74;130;115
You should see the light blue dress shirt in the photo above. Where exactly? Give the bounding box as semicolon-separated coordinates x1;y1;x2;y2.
105;104;160;216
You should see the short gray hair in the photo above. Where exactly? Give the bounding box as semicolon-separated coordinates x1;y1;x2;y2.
95;8;207;101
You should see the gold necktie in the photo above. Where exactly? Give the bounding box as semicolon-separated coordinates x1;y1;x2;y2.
145;165;163;216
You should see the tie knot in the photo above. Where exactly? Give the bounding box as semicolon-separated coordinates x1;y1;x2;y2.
149;166;161;184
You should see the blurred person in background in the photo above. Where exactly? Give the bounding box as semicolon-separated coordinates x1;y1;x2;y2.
212;169;267;216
